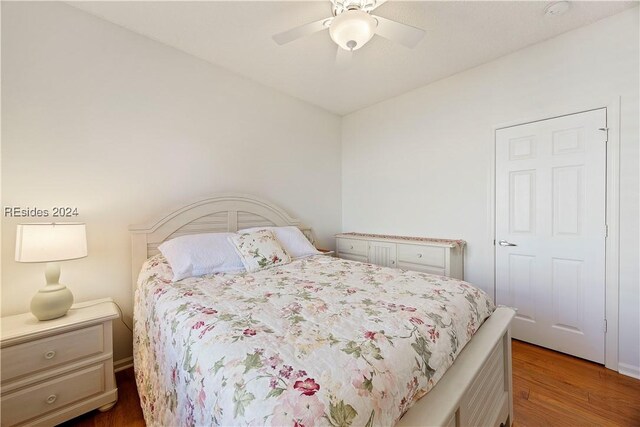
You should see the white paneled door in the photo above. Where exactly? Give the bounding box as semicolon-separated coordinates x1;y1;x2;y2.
495;109;607;363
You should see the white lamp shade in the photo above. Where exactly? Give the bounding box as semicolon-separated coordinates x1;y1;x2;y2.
15;223;87;263
330;9;377;51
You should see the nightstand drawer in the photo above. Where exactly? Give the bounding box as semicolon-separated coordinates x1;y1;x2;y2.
397;244;445;268
1;363;106;427
1;325;104;383
336;238;368;256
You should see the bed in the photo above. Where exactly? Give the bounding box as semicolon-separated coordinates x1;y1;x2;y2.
129;193;515;427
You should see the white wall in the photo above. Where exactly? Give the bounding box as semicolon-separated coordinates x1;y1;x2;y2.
342;8;639;373
1;2;342;362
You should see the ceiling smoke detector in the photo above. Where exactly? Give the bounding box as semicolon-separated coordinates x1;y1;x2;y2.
545;1;570;17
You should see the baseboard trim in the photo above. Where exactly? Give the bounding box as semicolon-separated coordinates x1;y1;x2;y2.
114;356;133;373
618;362;640;379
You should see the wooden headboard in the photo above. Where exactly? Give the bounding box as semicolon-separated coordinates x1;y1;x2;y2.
128;193;312;291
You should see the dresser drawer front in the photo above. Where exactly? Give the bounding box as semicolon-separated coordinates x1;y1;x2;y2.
336;238;368;256
1;363;105;426
338;253;368;263
1;325;104;383
397;262;446;276
397;244;446;268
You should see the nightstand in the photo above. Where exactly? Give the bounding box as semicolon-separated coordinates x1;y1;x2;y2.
1;298;119;427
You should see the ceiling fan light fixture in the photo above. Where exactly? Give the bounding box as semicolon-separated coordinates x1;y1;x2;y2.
329;9;377;51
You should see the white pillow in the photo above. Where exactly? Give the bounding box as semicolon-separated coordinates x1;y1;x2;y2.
158;232;245;281
238;226;321;259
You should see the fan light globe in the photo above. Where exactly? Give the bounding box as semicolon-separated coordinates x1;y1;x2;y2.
329;9;377;51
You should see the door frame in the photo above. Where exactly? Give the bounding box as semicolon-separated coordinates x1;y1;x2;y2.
489;97;620;371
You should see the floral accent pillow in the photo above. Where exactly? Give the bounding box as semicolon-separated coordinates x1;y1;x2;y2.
228;229;291;272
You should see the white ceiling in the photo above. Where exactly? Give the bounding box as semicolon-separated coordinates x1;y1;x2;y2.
68;1;637;115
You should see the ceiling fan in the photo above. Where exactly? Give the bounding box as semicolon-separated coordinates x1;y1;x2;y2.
273;0;425;63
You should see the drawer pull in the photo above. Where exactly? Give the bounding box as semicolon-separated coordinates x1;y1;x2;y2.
417;253;423;258
44;350;56;360
350;245;354;250
46;394;57;404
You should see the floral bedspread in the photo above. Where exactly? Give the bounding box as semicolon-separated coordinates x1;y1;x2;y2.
134;255;494;427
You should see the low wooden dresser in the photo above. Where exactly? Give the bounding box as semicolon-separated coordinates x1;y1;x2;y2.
1;298;119;426
335;232;466;279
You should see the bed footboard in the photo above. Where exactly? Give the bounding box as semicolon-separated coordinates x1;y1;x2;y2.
397;307;516;427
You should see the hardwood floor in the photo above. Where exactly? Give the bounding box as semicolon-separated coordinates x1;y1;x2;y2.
511;340;640;427
62;340;640;426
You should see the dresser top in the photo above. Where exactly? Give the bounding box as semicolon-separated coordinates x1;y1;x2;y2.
1;298;119;347
336;232;466;248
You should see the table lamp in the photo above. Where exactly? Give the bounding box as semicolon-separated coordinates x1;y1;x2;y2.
15;223;87;320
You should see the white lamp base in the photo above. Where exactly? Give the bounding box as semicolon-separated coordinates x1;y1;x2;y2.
30;262;74;321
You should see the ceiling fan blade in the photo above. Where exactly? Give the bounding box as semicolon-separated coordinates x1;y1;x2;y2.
369;0;389;11
335;46;352;67
373;15;425;48
273;18;331;45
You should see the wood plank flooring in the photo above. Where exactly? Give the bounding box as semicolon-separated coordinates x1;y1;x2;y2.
511;340;640;427
61;340;640;426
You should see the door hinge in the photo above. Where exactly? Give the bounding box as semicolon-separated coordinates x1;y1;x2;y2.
605;224;609;238
603;319;608;333
598;127;609;142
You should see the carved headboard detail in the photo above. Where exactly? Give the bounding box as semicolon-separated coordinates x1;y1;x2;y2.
128;193;312;292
